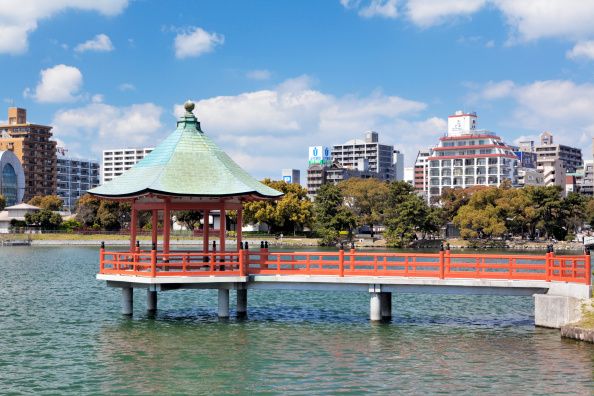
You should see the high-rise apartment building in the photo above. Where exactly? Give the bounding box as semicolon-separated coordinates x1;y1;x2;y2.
426;111;518;203
535;132;582;174
331;131;396;181
413;149;431;195
0;108;57;201
57;154;100;210
281;169;301;185
102;147;154;184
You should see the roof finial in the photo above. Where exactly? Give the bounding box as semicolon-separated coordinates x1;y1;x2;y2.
184;100;195;114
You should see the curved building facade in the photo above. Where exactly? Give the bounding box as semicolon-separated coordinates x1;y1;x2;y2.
0;150;25;206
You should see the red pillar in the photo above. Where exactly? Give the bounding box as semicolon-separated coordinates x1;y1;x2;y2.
163;200;171;255
151;209;158;248
203;209;210;254
236;208;242;252
220;208;226;253
129;200;137;252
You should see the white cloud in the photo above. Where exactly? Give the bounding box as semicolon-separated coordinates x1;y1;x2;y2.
246;69;272;80
479;80;515;100
174;27;224;59
53;102;163;155
0;0;128;54
341;0;398;18
25;64;83;103
172;76;437;176
118;83;136;92
474;79;594;159
74;33;114;53
566;40;594;60
494;0;594;43
406;0;486;27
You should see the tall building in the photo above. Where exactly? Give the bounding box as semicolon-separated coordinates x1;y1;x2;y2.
393;149;404;181
281;169;301;185
331;132;397;181
413;149;431;196
102;147;153;184
535;132;582;174
0;107;57;201
426;111;518;203
0;150;25;206
404;166;414;185
57;153;100;210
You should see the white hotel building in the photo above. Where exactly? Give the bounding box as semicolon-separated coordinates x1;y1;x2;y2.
102;147;154;184
426;111;518;203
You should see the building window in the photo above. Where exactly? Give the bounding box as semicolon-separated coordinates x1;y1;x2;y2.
2;163;18;206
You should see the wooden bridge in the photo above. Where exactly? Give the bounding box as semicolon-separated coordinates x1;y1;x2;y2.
97;243;592;326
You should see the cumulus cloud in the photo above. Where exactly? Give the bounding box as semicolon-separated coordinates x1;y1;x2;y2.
25;64;83;103
52;102;163;155
74;33;114;53
118;83;136;91
0;0;128;54
474;79;594;158
174;27;224;59
246;69;272;80
406;0;486;27
341;0;398;18
566;40;594;60
172;76;440;176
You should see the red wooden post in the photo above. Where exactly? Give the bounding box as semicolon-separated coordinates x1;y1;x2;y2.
151;243;157;277
545;245;552;281
439;244;445;279
99;241;105;273
445;244;451;278
585;248;591;285
151;209;158;248
349;242;355;273
338;243;345;277
238;242;245;276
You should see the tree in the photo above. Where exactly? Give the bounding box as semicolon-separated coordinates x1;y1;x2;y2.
339;178;389;235
75;194;101;227
523;186;564;240
25;209;63;230
313;183;357;245
383;181;438;247
439;186;485;223
175;210;202;231
243;179;314;234
453;187;507;239
28;195;63;211
96;200;130;231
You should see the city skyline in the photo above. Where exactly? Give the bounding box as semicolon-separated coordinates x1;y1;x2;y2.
1;1;594;179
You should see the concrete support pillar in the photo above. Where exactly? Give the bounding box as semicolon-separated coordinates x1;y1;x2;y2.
147;290;157;312
380;292;392;321
237;289;247;318
122;287;133;316
534;294;582;328
218;288;230;318
369;292;381;322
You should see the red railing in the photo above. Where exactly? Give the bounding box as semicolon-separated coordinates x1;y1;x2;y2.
99;247;592;285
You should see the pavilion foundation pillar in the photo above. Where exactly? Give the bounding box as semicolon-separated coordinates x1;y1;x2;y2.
122;287;133;316
369;292;381;322
380;292;392;321
218;288;230;318
237;289;247;318
147;290;157;313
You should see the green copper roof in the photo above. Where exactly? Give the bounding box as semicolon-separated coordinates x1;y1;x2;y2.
89;101;283;200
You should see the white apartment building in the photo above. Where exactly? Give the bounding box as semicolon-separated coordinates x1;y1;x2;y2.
57;156;100;210
426;111;518;203
331;131;397;181
102;147;154;184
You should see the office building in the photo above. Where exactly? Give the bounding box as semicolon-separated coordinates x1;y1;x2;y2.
404;167;414;185
57;153;100;210
102;147;153;184
535;132;582;174
281;169;301;185
393;149;404;181
0;107;57;201
414;149;431;195
426;110;518;203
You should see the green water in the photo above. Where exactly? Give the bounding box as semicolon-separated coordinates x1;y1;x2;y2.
0;246;592;395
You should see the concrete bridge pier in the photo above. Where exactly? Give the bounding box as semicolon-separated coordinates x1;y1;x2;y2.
147;289;157;313
380;292;392;321
370;292;381;321
218;288;230;318
237;289;247;318
122;287;133;316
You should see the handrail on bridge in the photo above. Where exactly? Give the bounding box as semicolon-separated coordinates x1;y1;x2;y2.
99;242;592;285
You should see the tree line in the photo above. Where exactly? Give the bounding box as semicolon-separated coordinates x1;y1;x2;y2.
9;178;594;246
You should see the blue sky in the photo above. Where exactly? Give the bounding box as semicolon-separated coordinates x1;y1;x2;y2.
1;0;594;179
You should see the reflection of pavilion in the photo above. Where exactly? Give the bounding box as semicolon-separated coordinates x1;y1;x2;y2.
90;101;282;316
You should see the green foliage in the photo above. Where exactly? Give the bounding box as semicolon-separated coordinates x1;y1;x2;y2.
25;209;63;229
74;194;131;231
243;179;314;234
175;210;202;231
338;178;389;231
60;219;82;232
384;181;439;247
313;183;357;245
28;195;63;211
